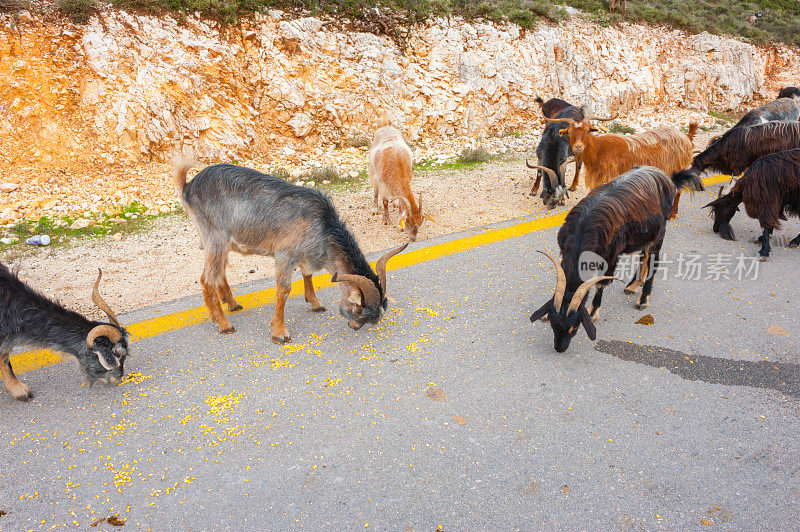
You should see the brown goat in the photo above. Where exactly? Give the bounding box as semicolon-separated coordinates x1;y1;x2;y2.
551;116;697;218
609;0;626;17
368;125;432;241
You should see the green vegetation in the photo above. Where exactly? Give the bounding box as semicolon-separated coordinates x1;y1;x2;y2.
310;165;343;184
709;110;736;127
0;202;176;259
341;136;371;149
609;121;636;135
456;145;492;164
268;166;292;180
55;0;96;23
12;0;796;46
415;148;494;172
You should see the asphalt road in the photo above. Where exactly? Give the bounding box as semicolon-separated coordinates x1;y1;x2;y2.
1;187;799;530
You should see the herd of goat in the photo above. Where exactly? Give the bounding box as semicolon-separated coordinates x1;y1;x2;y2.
2;88;800;399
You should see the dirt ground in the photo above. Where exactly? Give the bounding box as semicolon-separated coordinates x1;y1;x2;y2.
2;128;723;320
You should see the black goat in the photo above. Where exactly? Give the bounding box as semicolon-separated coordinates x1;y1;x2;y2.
777;86;800;100
175;162;408;342
534;96;573;119
729;97;800;129
530;103;585;208
705;148;800;259
676;121;800;181
530;166;704;352
0;267;129;401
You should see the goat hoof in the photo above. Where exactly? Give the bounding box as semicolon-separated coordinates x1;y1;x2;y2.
219;325;236;334
635;303;648;310
10;382;33;401
271;334;291;344
623;286;637;294
759;255;769;262
228;303;243;312
311;305;326;313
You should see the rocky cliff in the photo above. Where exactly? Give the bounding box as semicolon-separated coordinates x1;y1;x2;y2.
1;8;799;169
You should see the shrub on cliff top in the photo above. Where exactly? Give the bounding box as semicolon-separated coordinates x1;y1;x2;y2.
24;0;800;48
57;0;97;23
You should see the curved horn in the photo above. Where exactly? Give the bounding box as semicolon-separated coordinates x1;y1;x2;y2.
331;272;381;309
87;324;123;348
566;276;619;313
92;269;120;326
390;197;413;228
718;185;724;198
585;111;619;122
559;156;575;179
376;242;409;292
537;250;566;312
544;116;576;126
526;161;560;190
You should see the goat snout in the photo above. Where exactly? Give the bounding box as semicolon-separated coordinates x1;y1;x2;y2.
348;320;364;330
572;143;584;156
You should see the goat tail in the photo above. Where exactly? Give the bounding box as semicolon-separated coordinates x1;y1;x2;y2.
377;114;391;128
173;158;196;201
671;168;705;192
687;122;698;143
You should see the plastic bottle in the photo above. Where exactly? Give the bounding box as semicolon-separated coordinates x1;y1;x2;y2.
25;235;51;246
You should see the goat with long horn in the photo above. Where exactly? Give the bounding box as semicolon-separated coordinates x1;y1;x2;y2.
0;266;129;400
175;161;410;342
530;166;703;352
531;100;585;208
551;109;697;218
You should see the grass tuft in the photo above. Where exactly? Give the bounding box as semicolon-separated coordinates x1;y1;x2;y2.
0;201;177;259
457;146;492;164
609;122;636;135
56;0;96;23
269;167;292;181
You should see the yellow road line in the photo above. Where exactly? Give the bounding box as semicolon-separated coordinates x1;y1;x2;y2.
10;174;730;374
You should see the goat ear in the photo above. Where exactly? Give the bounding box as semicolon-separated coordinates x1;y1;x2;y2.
589;126;599;133
348;290;363;306
398;212;407;229
95;350;118;371
530;299;552;322
558;128;569;137
579;307;597;341
718;222;736;241
703;195;733;209
423;212;437;223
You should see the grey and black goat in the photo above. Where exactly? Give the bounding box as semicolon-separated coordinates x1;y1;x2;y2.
0;266;128;401
175;162;408;343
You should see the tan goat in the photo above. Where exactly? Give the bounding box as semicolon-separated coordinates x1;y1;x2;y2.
368;125;432;241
